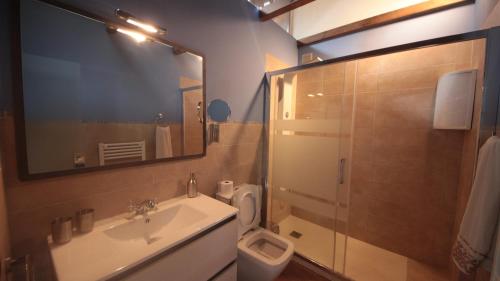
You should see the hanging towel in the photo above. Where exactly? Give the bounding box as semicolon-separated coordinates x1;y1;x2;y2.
155;126;173;159
452;136;500;275
491;215;500;281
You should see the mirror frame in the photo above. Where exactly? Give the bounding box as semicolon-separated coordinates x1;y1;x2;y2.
11;0;207;180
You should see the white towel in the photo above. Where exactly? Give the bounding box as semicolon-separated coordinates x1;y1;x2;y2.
491;215;500;281
452;136;500;275
155;126;173;159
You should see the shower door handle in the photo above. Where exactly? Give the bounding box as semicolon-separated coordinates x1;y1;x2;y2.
338;158;346;184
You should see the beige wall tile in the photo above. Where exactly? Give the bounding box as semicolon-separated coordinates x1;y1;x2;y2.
357;57;383;75
323;63;346;77
219;123;263;146
356;73;378;93
378;43;463;74
297;80;323;97
344;61;357;94
377;65;456;92
297;67;324;83
407;258;449;281
271;198;291;224
353;94;375;128
0;115;263;265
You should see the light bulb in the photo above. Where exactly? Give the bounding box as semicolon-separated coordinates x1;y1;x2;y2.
117;28;146;43
126;19;158;33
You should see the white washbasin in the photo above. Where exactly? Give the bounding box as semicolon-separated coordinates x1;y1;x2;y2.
49;194;238;281
104;204;208;244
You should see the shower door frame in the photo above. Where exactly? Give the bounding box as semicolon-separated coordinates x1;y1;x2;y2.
267;30;488;78
263;28;493;276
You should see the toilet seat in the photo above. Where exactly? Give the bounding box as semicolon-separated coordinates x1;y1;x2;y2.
238;228;294;267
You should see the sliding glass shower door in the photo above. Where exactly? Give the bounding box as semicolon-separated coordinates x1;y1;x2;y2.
267;62;354;274
267;39;487;281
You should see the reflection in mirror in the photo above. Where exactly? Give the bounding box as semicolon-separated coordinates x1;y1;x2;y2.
19;0;204;176
207;99;231;123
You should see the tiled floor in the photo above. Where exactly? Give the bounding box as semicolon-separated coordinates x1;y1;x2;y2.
276;261;330;281
278;215;448;281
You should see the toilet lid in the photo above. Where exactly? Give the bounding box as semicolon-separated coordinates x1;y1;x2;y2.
232;184;262;239
239;192;256;226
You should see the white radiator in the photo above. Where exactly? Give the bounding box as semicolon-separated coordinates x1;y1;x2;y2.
98;141;146;166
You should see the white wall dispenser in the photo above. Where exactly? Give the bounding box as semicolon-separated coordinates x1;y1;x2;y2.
433;69;477;130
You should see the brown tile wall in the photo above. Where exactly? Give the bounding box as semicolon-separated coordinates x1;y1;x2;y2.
0;115;262;280
406;259;449;281
349;41;482;266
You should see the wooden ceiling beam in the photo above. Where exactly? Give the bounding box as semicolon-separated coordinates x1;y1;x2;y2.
259;0;316;21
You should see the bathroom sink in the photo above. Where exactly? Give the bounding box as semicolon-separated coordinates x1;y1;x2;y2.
104;204;208;244
48;194;238;281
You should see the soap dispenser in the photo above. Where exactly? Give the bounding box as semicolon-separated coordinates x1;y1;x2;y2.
187;172;198;198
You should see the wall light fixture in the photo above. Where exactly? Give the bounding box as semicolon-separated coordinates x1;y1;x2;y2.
115;9;166;35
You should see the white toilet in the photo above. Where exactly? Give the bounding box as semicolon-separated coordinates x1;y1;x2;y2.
220;184;294;281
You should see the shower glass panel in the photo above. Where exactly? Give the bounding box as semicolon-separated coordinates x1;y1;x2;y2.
267;62;353;273
267;38;487;281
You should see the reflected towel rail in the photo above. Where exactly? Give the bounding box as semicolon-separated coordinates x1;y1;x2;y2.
98;141;146;166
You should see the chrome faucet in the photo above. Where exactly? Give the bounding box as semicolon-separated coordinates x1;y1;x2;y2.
127;199;158;222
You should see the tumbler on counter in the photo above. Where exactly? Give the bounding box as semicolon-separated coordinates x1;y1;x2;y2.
75;208;95;233
51;217;73;244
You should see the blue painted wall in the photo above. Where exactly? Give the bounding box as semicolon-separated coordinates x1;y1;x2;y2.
0;0;298;122
21;0;202;123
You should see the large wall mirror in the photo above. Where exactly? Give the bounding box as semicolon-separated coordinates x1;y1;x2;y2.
15;0;206;179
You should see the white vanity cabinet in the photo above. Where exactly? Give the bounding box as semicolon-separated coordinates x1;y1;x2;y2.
49;195;238;281
211;263;237;281
119;219;237;281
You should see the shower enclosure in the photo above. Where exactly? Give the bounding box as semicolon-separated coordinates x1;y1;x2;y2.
266;36;488;281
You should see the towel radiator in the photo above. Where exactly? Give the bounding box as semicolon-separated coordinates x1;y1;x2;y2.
98;141;146;166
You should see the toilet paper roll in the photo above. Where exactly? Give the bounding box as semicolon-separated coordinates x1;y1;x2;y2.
218;180;234;194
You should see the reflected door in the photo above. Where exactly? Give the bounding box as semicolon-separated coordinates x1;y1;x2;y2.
180;77;204;156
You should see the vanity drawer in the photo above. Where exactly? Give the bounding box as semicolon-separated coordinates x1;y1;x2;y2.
118;218;237;281
210;262;237;281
